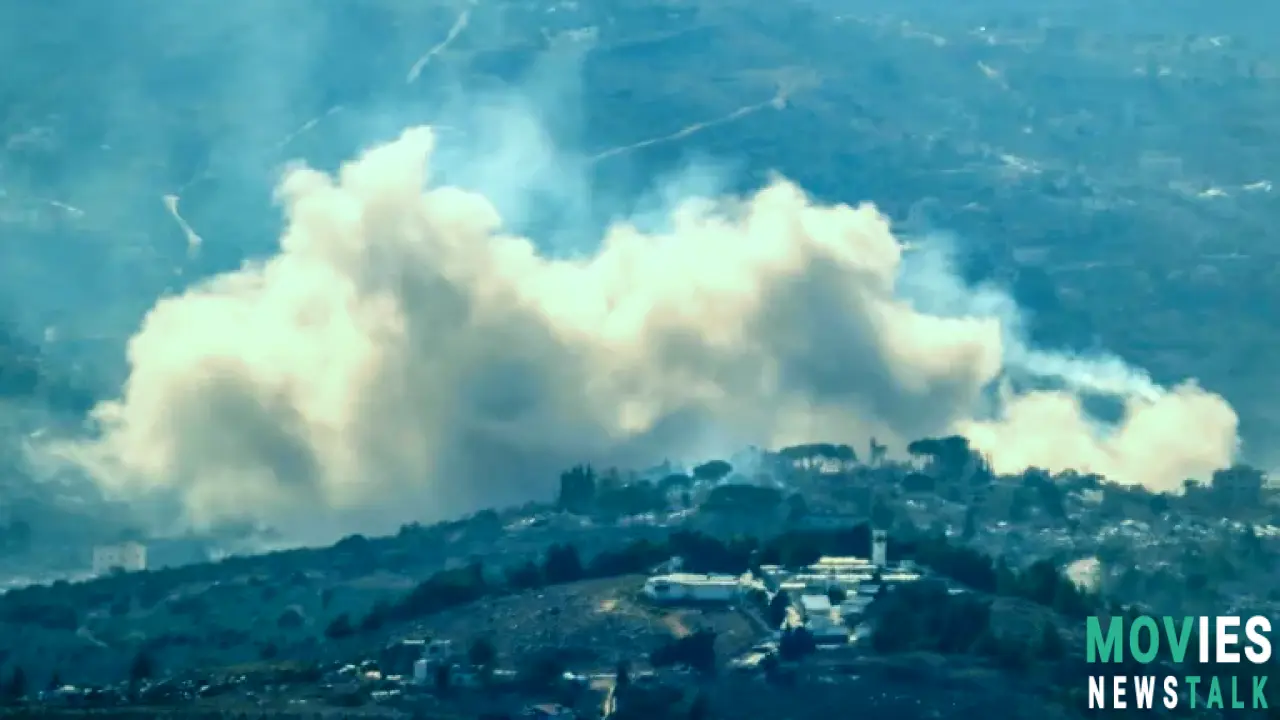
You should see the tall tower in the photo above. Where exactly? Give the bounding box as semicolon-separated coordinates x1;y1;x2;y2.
871;529;888;567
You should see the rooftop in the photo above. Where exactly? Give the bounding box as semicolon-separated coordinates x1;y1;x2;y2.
650;572;741;586
815;556;872;565
799;594;833;613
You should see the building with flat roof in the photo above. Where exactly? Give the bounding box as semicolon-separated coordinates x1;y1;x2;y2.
799;594;833;616
643;573;742;604
798;594;848;643
813;556;873;568
92;542;147;575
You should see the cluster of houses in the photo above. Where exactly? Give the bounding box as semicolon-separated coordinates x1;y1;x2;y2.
641;530;923;645
370;639;578;717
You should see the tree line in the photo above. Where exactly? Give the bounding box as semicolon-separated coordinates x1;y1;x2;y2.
341;521;1099;642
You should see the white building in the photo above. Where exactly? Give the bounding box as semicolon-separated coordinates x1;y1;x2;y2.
880;571;922;585
788;572;869;593
412;658;431;685
643;573;741;603
798;593;833;618
839;595;875;618
412;640;457;685
798;594;848;642
811;556;873;572
871;529;888;567
778;580;807;595
92;542;147;575
758;564;787;585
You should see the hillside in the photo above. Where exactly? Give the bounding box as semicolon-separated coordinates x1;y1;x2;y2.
0;433;1276;718
1;0;1276;424
0;508;671;686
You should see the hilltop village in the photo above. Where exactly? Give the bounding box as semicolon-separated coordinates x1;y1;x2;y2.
1;437;1278;719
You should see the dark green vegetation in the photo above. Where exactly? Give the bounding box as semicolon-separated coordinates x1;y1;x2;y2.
0;432;1267;699
0;504;1070;684
874;578;1280;718
0;462;1266;720
0;521;1174;717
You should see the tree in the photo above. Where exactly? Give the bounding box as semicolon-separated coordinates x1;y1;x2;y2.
4;666;24;701
519;650;567;690
994;558;1019;596
1039;623;1066;659
658;474;693;494
595;480;665;518
506;560;543;590
870;495;895;530
1241;526;1267;562
434;663;451;693
1149;493;1170;515
688;692;710;720
767;592;790;628
557;465;597;514
869;437;887;466
466;509;504;542
906;436;973;479
1008;489;1030;522
785;493;809;524
779;627;816;661
361;601;390;632
129;649;155;684
651;630;717;674
468;638;497;671
902;472;934;493
1033;477;1066;518
762;651;781;677
783;542;821;570
962;505;978;540
703;485;782;515
692;460;733;483
277;607;305;629
543;544;584;584
779;443;857;467
324;613;354;639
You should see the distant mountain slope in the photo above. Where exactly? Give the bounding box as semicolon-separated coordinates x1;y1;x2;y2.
1;0;1278;480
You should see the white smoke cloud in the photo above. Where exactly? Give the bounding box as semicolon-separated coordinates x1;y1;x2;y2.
959;382;1236;491
1065;556;1102;593
58;125;1238;539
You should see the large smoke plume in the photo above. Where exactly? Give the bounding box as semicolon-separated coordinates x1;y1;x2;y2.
59;123;1237;539
13;3;1240;542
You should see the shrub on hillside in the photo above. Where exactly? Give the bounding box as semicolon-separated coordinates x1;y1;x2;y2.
277;607;305;629
651;630;717;674
1;602;77;631
324;613;354;640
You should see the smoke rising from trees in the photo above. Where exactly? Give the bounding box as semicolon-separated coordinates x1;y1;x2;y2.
55;125;1237;539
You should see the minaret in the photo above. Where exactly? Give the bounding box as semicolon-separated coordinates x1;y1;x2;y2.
871;529;888;567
